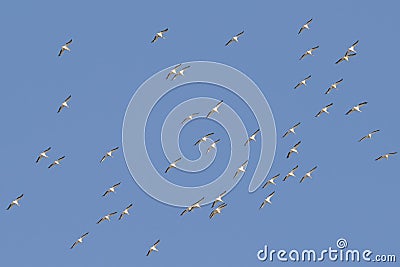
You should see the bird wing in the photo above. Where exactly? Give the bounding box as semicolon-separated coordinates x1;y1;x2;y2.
358;136;367;142
151;35;158;43
236;31;244;37
335;57;343;64
359;102;368;107
161;28;168;33
299;176;306;183
58;49;64;57
102;190;109;197
209;210;217;219
299;53;307;60
306;18;313;24
36;156;41;163
298;27;304;35
57;105;63;113
111;147;119;152
286;151;292;158
294;82;302;89
282;130;290;138
294;141;301;148
165;166;172;173
44;147;51;153
65;95;72;102
113;182;121;188
118;213;124;220
100;155;107;163
6;203;13;210
324;88;332;95
352;40;359;47
96;218;104;224
70;241;78;249
66;39;73;45
225;39;233;46
345;109;354;115
81;232;89;238
336;78;344;84
48;163;55;169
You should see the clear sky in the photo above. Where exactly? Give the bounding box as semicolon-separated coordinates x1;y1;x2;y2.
0;1;399;266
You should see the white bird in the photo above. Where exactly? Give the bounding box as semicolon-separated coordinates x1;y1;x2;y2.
282;122;301;138
283;165;299;181
375;152;397;161
225;31;244;46
96;212;118;224
299;46;319;60
48;156;65;169
57;95;71;113
298;18;313;35
151;28;168;43
294;75;311;89
100;147;119;163
233;160;249;178
102;182;121;197
207;139;221;154
36;147;51;163
58;39;72;57
348;40;359;53
181;113;199;124
335;51;357;64
315;103;333;117
165;157;182;173
206;100;223;118
262;174;280;189
286;141;301;159
194;132;214;146
325;79;343;94
358;130;380;142
180;197;204;216
6;194;24;210
166;64;182;80
345;102;368;115
210;203;227;219
146;240;160;256
70;232;89;249
244;129;260;146
172;66;190;80
259;191;275;209
119;204;133;220
211;191;227;208
300;166;318;183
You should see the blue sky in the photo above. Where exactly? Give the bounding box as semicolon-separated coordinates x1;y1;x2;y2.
0;0;399;266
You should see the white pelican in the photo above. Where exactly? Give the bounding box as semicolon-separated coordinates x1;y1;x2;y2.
70;232;89;249
119;204;133;220
180;197;204;216
165;157;182;173
325;79;343;94
58;39;72;57
244;129;260;146
146;240;160;256
206;100;223;118
151;28;168;43
299;46;319;60
358;130;380;142
233;160;249;178
259;191;275;209
345;102;368;115
172;66;190;80
207;139;221;154
194;132;214;146
262;174;280;189
348;40;359;53
102;182;121;197
36;147;51;163
286;141;301;159
211;190;227;208
181;113;199;124
283;165;299;181
48;156;65;169
166;64;182;80
225;31;244;46
315;103;333;117
300;166;317;183
298;18;313;35
57;95;71;113
282;122;301;138
294;75;311;89
100;147;119;163
375;152;397;161
335;51;356;64
6;194;24;210
210;203;227;219
96;212;117;224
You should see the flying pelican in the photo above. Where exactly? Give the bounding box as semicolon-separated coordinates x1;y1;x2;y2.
262;174;280;189
96;212;118;224
172;66;190;80
151;28;168;43
315;103;333;117
206;100;223;118
166;64;182;80
348;40;359;53
102;182;121;197
207;139;221;154
259;191;275;209
244;129;260;146
57;95;71;113
233;160;249;178
335;51;357;64
345;102;368;115
100;147;119;163
225;31;244;46
300;166;318;183
146;240;160;256
299;46;319;60
325;79;343;94
194;133;214;146
58;39;72;57
181;113;199;124
119;204;133;220
70;232;89;249
294;75;311;89
180;197;204;216
36;147;51;163
358;130;380;142
6;194;24;210
282;122;301;138
375;152;397;161
283;165;299;181
165;157;182;173
48;156;65;169
210;203;227;219
211;191;227;208
287;141;301;159
298;18;313;34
